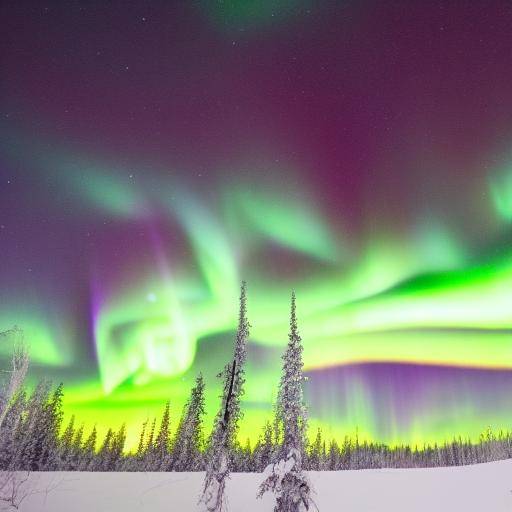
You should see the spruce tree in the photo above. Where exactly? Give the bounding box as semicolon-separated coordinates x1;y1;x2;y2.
141;418;157;471
136;420;148;460
171;373;205;471
70;423;84;470
18;381;61;471
43;383;65;470
327;439;340;470
80;426;97;470
254;421;275;472
0;390;26;470
146;418;156;452
258;292;314;511
148;402;171;470
308;428;323;470
199;281;250;512
109;425;126;470
59;415;76;469
97;428;114;471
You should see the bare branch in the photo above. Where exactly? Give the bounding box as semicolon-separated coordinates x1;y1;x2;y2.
0;327;29;430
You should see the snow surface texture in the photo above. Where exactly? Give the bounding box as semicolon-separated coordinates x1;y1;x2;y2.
12;460;512;512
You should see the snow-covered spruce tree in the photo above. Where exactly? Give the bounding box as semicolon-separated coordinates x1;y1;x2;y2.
145;402;172;471
95;428;114;471
143;418;157;467
258;292;315;512
171;373;206;471
16;381;63;471
254;421;275;472
95;425;126;471
68;423;85;470
58;415;76;470
110;425;127;470
307;428;325;471
41;383;64;470
326;439;341;470
233;438;254;472
136;420;148;459
155;402;172;469
79;425;97;470
0;390;27;470
199;281;249;512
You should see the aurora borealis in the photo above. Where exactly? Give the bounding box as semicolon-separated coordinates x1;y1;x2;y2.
2;1;512;449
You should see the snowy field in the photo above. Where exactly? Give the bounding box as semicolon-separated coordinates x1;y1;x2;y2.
13;459;512;511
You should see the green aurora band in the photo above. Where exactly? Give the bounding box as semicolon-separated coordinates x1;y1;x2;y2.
3;139;512;449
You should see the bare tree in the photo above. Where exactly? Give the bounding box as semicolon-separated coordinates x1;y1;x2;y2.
0;328;29;430
0;471;33;510
0;328;30;509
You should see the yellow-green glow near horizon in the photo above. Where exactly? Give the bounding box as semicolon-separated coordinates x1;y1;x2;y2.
86;232;512;448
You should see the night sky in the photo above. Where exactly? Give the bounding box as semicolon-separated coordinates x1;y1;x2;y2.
2;1;512;447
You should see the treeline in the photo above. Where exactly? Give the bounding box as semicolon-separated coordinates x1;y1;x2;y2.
2;286;512;477
1;378;512;473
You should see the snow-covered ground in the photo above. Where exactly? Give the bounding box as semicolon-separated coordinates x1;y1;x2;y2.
13;460;512;511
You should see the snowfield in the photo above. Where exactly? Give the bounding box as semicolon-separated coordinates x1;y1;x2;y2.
14;459;512;511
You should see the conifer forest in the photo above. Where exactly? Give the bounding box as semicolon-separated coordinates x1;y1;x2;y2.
2;285;512;479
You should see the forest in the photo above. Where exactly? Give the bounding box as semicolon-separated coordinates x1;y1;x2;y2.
1;284;512;510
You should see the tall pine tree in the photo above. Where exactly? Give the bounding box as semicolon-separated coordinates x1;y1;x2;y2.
199;281;249;512
258;292;314;512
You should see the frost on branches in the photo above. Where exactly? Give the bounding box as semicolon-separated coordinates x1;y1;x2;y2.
172;373;206;472
258;292;316;511
0;327;31;508
199;447;230;512
199;282;249;512
259;448;313;512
